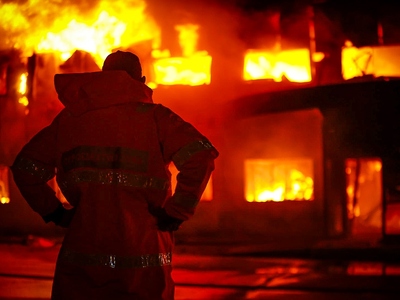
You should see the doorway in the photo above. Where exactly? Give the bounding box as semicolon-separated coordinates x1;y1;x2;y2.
345;158;382;236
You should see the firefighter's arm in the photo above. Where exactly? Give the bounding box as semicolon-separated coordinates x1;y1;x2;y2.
10;119;70;226
154;105;219;227
166;141;217;221
149;145;217;231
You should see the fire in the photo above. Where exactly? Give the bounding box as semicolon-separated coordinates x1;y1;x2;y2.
151;24;211;87
18;73;29;108
18;73;27;95
243;49;312;82
176;24;200;57
0;167;10;204
345;158;382;220
0;0;160;66
341;40;400;80
244;159;314;202
152;55;211;86
37;11;127;67
0;0;211;87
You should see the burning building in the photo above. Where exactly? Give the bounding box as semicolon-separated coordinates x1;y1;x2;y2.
1;0;400;245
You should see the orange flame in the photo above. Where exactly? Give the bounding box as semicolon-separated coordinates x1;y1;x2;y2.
0;0;160;66
0;167;10;204
341;39;400;80
244;159;314;202
18;73;29;107
244;49;312;82
151;24;212;87
345;158;382;220
0;1;212;86
37;11;127;67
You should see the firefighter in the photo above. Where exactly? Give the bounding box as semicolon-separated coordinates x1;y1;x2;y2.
11;51;218;299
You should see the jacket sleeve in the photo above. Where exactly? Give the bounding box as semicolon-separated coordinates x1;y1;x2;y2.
155;105;219;221
10;117;65;223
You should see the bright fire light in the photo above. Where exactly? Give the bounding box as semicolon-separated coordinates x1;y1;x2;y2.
151;24;212;86
244;159;314;202
17;73;29;107
152;55;212;86
244;48;312;82
341;40;400;80
0;0;211;87
18;72;27;94
37;11;127;67
0;0;160;67
0;167;10;204
345;158;382;221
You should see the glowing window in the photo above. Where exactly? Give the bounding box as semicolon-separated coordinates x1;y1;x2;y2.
152;55;212;86
150;24;212;87
243;48;312;82
244;158;314;202
342;41;400;80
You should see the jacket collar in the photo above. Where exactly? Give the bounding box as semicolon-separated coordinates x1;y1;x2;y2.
54;70;153;116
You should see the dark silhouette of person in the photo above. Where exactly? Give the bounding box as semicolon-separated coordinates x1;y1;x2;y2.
11;50;218;300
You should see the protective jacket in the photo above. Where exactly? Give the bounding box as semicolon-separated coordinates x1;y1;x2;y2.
11;70;218;300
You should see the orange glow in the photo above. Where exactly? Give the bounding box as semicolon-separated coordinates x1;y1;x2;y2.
345;158;382;234
244;159;314;202
346;262;400;276
342;40;400;80
151;24;211;86
347;262;385;276
169;163;213;201
17;73;29;107
18;96;29;107
18;72;27;94
0;1;211;87
0;166;10;204
176;24;199;57
37;11;127;67
312;52;325;63
243;49;312;82
48;178;73;210
0;0;160;66
386;203;400;235
152;55;211;86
